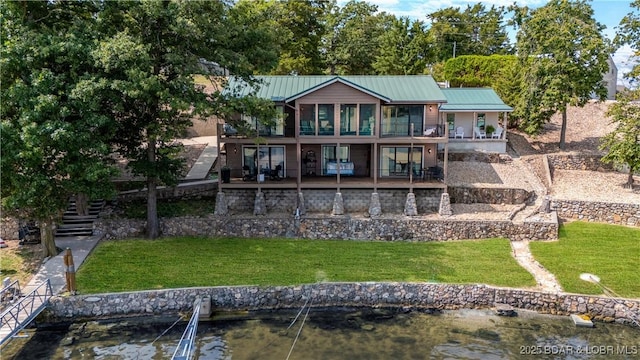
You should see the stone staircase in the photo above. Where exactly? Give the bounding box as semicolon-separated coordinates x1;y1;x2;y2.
55;199;105;238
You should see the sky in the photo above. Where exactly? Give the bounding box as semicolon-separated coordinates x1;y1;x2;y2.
340;0;637;86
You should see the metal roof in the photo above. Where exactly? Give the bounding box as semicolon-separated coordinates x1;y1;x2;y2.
225;75;447;103
440;88;513;112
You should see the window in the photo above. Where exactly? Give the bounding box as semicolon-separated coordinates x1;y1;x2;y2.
243;146;285;177
340;104;357;135
380;147;423;177
381;105;424;136
477;113;486;130
359;104;376;136
321;145;349;175
318;104;334;136
300;104;316;135
241;106;285;136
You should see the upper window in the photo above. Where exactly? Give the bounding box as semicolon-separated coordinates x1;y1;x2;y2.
381;105;424;136
477;113;486;130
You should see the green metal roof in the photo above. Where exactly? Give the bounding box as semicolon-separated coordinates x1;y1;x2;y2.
440;88;513;112
225;75;447;103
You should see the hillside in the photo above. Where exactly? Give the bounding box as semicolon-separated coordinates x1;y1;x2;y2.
507;100;616;156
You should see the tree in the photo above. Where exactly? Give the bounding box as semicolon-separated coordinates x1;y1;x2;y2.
1;1;117;256
600;90;640;188
515;0;610;149
321;0;389;75
89;1;278;238
616;0;640;84
427;4;512;63
266;0;329;75
373;17;429;75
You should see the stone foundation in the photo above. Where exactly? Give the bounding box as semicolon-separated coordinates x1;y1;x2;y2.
44;283;639;327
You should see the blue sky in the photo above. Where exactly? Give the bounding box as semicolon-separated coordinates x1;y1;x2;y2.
340;0;637;86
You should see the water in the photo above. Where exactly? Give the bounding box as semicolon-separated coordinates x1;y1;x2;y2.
2;307;639;359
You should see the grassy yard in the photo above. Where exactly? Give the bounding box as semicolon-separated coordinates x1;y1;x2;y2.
76;237;535;293
530;222;640;298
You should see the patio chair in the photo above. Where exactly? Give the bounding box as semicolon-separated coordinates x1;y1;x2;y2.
454;127;464;139
474;127;486;139
242;165;255;181
269;164;282;180
492;127;503;139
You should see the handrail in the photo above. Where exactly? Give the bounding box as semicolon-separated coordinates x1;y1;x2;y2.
0;279;21;311
171;298;201;360
0;279;53;346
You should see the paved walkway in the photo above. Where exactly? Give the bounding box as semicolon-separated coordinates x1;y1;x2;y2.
23;235;102;295
510;240;563;293
181;136;218;181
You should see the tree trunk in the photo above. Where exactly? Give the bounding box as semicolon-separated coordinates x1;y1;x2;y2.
146;138;159;239
75;192;89;216
41;218;58;257
559;107;567;150
625;172;634;189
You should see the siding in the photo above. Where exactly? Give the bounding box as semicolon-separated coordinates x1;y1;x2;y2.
297;82;380;104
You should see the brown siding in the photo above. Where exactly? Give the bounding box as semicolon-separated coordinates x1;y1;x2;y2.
297;82;380;104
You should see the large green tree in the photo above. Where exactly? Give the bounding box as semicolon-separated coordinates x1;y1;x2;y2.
599;90;640;188
89;1;278;238
427;4;512;63
322;0;390;75
1;1;117;256
515;0;610;149
373;17;429;75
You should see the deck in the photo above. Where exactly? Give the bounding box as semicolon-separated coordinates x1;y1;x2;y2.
218;175;447;190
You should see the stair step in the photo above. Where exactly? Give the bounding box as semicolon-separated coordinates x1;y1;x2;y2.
57;224;93;229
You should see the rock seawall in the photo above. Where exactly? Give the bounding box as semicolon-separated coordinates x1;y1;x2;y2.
45;283;639;327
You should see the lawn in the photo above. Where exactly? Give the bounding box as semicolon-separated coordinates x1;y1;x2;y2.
530;222;640;298
76;237;535;293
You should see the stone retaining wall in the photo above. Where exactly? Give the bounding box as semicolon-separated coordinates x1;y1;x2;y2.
448;187;534;205
552;200;640;227
44;283;639;327
547;154;613;175
95;214;558;241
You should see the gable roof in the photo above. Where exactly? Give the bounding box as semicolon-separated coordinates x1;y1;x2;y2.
440;88;513;112
225;75;447;103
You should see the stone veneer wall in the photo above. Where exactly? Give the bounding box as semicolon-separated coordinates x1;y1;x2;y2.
547;154;613;175
218;189;442;214
552;200;640;227
44;283;639;327
0;217;19;240
448;187;534;205
95;214;557;241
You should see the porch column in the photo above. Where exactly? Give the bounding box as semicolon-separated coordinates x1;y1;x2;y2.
336;141;341;190
332;192;344;215
472;111;477;139
404;192;418;216
296;142;301;192
297;191;306;216
214;191;228;216
438;192;452;216
368;192;382;217
373;144;378;191
254;191;266;216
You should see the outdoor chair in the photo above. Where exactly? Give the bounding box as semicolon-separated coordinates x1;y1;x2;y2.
474;127;486;139
492;127;503;139
242;165;255;181
269;164;282;180
454;127;464;139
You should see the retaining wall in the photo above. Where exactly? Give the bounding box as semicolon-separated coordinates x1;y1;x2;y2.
95;214;558;241
45;283;640;327
552;200;640;227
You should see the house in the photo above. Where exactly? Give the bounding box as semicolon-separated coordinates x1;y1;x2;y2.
216;75;511;216
440;88;512;154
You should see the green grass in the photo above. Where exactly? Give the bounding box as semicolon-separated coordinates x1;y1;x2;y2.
76;237;535;293
530;222;640;298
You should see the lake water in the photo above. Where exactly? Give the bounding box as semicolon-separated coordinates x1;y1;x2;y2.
2;307;639;359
